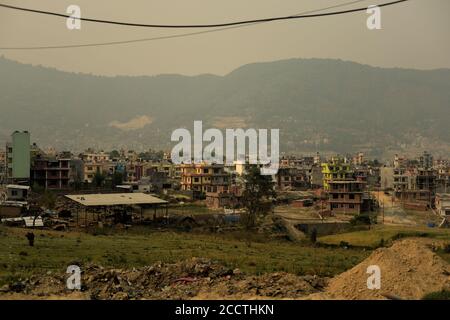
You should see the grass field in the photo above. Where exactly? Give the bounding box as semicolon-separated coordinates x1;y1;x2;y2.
318;225;450;248
0;225;369;285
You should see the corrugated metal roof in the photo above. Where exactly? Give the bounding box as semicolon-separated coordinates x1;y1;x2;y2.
1;216;44;227
6;184;30;190
23;216;44;227
65;193;167;207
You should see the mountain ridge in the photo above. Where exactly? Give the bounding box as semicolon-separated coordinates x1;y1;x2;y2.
0;57;449;159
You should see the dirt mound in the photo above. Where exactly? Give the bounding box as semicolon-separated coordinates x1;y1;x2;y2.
0;258;325;300
312;238;450;300
195;272;326;300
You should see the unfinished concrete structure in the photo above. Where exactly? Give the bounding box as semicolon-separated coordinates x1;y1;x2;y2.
328;180;366;215
31;156;70;190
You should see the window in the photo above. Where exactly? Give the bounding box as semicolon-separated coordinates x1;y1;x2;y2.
349;194;355;200
332;194;338;199
349;204;355;209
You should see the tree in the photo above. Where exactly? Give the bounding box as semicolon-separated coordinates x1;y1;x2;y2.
93;171;106;188
40;190;56;209
112;171;124;187
138;149;165;161
240;165;276;234
109;150;120;159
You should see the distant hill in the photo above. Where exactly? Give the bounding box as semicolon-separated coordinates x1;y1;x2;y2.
0;57;449;158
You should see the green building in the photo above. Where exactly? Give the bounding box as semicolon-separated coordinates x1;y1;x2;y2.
6;131;31;183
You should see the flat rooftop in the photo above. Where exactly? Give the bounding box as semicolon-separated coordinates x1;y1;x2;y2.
65;193;167;207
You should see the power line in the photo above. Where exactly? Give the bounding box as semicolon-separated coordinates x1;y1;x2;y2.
0;0;408;28
0;0;374;50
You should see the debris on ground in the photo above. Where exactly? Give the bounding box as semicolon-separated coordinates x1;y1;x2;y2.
0;258;326;300
1;238;448;300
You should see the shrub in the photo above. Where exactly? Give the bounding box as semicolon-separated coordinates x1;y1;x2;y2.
339;241;350;248
443;243;450;254
422;290;450;300
350;214;371;226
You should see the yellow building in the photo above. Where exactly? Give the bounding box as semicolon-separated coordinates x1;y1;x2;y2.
321;157;353;190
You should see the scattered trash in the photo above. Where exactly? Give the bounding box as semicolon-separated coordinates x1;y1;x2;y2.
0;258;326;300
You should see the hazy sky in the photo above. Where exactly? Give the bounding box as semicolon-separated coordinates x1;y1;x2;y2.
0;0;449;76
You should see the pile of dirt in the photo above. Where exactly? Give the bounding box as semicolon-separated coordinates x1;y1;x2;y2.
310;238;450;300
0;258;326;300
195;273;327;300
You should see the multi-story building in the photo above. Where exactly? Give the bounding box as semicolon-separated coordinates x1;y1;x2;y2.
393;167;410;197
321;157;353;190
309;165;323;188
410;168;436;206
419;151;433;170
31;156;70;190
435;193;450;217
125;161;143;182
394;154;407;169
0;150;6;184
380;166;394;190
414;169;436;191
83;162;104;183
180;163;230;195
78;150;116;184
275;167;309;190
6;131;31;184
144;161;178;179
391;155;437;207
79;151;110;163
328;180;366;215
352;152;365;166
436;166;450;193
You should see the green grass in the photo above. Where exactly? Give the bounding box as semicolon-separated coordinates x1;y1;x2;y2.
422;290;450;300
0;225;369;285
318;225;450;248
169;203;219;215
